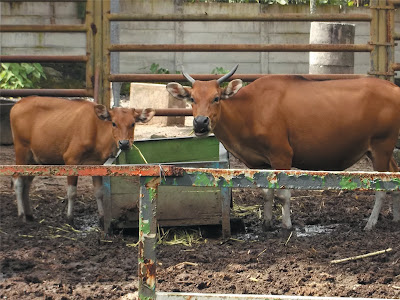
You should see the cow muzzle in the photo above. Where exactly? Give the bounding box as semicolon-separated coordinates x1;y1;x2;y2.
193;116;210;137
118;140;131;150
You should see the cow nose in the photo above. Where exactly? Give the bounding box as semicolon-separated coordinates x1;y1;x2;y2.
193;116;210;135
118;140;130;150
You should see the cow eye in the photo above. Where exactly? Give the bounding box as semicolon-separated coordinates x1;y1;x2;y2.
213;96;220;103
189;97;195;104
112;122;117;127
131;123;135;128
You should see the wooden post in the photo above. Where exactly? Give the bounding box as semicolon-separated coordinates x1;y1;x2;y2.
103;0;112;108
370;0;395;82
93;0;104;104
85;0;95;97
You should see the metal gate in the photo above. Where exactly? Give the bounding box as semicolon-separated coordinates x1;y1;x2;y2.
1;1;400;299
2;0;400;107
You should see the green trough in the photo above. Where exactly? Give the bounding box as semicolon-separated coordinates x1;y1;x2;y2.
103;135;231;236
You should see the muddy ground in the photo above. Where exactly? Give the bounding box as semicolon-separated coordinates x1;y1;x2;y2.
1;124;400;299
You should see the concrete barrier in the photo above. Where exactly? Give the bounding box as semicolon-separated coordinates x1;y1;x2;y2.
129;83;186;126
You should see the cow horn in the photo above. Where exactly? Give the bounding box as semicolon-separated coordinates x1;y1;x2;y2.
217;64;239;85
182;66;195;84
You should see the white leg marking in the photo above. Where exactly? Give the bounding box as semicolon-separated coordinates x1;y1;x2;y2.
262;189;274;229
365;191;386;230
94;185;104;217
92;176;104;217
277;189;292;229
13;177;25;217
67;185;77;221
392;191;400;222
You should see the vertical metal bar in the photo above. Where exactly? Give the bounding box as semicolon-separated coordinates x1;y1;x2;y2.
387;0;395;82
103;0;112;108
370;0;379;78
110;0;121;107
377;0;388;80
85;0;95;96
93;0;103;104
221;187;231;239
138;176;159;300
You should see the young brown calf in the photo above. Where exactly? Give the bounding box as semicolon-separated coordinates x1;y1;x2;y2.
10;96;155;225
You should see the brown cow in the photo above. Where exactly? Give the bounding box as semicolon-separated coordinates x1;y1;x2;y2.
10;96;155;225
167;65;400;230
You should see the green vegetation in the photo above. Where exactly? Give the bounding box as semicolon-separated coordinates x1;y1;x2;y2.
185;0;369;6
0;63;47;89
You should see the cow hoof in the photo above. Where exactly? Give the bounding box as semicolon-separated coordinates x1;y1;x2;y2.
364;223;374;231
19;214;34;222
98;216;104;229
67;217;75;228
262;220;275;232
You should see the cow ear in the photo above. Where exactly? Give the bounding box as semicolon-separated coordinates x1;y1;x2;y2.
166;82;191;101
94;104;111;121
136;108;155;123
221;79;243;99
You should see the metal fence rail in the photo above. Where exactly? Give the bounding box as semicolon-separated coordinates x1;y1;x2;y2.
0;164;399;299
0;0;96;98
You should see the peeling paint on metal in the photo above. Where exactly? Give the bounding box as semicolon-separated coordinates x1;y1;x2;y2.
140;218;150;235
339;176;359;190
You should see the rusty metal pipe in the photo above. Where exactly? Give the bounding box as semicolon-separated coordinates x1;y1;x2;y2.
0;89;92;98
0;165;183;177
0;55;88;63
0;25;87;32
107;13;372;22
135;109;193;116
109;43;374;53
109;73;367;83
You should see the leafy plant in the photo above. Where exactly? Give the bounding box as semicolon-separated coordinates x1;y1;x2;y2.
211;66;229;75
0;63;47;89
150;63;170;74
185;0;370;6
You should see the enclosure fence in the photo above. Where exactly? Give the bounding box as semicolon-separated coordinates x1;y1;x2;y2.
0;164;399;300
2;0;400;108
1;1;400;299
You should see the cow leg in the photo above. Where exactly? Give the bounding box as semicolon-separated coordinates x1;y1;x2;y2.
365;150;397;230
67;176;78;225
13;175;34;221
386;156;400;222
365;191;386;231
13;146;35;221
261;188;292;230
277;189;292;229
262;189;274;230
92;176;104;226
392;191;400;222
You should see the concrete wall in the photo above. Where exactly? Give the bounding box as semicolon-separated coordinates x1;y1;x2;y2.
0;1;85;56
1;0;399;77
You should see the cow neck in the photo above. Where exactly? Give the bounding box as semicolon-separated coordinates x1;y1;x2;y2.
213;99;246;154
96;120;117;160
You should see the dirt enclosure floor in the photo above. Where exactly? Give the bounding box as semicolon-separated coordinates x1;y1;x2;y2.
1;124;400;299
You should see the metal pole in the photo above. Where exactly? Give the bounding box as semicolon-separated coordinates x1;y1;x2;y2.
109;43;373;53
138;176;159;300
109;73;367;83
103;0;111;108
107;13;372;22
86;0;95;98
110;0;121;107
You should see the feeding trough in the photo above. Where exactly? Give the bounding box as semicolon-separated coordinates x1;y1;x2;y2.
103;135;231;235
